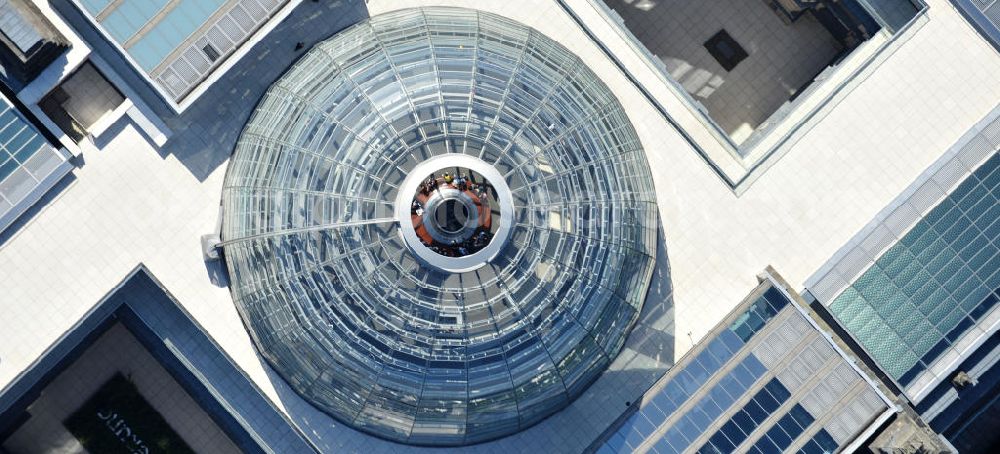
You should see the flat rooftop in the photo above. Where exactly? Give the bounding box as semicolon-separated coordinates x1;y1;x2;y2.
0;0;999;452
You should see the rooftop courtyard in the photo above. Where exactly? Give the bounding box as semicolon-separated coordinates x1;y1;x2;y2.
607;0;843;143
604;0;919;146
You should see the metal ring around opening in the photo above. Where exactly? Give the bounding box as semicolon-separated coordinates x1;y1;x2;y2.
395;154;514;273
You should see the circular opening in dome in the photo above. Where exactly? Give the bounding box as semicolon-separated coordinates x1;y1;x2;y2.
396;154;514;273
409;167;499;258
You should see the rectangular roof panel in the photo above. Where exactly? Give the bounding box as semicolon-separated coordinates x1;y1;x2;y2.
0;92;72;233
0;0;43;52
99;0;170;44
72;0;293;108
79;0;112;15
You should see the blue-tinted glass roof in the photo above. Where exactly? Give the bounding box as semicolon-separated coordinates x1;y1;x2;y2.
99;0;169;44
829;153;1000;385
126;0;226;71
80;0;112;15
71;0;291;103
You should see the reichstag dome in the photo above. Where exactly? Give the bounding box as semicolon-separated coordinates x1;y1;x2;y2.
221;7;658;445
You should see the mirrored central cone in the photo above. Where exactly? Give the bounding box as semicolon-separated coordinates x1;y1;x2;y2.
436;200;468;233
409;166;498;258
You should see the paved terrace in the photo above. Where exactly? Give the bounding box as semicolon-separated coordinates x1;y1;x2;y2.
0;0;998;452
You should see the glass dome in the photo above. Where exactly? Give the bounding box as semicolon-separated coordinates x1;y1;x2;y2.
221;7;659;446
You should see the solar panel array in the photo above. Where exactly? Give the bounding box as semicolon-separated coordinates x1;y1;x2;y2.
600;285;888;454
829;152;1000;387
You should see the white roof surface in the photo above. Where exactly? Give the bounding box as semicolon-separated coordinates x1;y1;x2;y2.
1;0;998;451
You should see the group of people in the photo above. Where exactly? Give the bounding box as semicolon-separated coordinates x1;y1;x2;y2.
410;199;425;216
412;172;491;215
417;171;481;196
426;229;494;258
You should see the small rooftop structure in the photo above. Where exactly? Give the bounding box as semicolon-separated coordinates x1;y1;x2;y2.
66;0;296;111
0;0;69;88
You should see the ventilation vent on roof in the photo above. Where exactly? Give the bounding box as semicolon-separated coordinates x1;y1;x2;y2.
202;44;220;62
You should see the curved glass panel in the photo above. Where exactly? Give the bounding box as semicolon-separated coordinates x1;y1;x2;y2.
222;7;658;446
